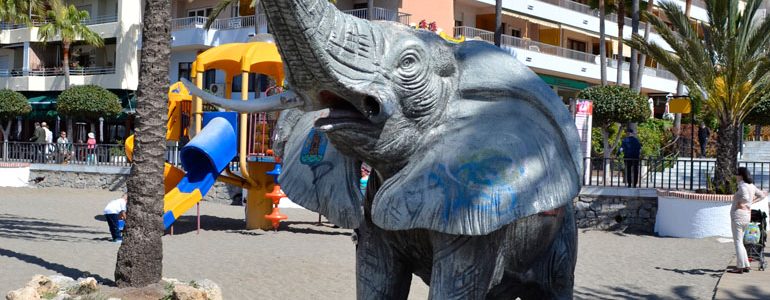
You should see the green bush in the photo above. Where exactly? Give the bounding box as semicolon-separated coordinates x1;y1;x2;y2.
57;85;121;120
637;119;673;157
0;89;31;120
577;85;650;127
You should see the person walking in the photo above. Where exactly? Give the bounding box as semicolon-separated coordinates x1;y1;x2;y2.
620;128;642;188
698;122;710;158
42;122;53;161
29;122;46;162
103;194;127;243
728;167;768;274
86;132;97;164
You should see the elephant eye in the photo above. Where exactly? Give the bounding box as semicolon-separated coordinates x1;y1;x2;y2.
399;54;418;69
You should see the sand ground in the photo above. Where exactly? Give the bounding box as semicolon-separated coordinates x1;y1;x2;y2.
1;187;734;299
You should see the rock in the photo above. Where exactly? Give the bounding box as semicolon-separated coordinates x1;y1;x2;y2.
25;275;57;296
50;294;72;300
574;201;590;211
197;279;222;300
48;276;75;290
172;285;206;300
70;278;98;295
639;209;651;218
6;287;40;300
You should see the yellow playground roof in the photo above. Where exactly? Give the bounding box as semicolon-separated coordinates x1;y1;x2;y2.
193;42;285;86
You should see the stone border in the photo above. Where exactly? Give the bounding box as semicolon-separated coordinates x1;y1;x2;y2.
656;189;733;202
30;163;130;175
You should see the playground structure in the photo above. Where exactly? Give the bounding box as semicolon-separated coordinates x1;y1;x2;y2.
127;41;290;231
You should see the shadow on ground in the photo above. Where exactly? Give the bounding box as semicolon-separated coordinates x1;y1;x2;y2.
0;214;105;242
655;266;723;278
575;285;699;300
165;216;351;236
0;247;113;285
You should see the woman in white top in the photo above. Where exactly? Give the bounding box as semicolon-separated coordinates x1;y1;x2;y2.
728;167;768;274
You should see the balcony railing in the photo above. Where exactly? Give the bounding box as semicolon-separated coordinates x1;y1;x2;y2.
171;15;267;32
19;66;117;77
0;15;118;29
607;60;677;80
455;26;597;63
536;0;649;32
171;16;208;30
342;7;411;25
210;15;259;30
454;26;677;80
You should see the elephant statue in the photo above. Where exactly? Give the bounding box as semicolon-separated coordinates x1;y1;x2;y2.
183;0;582;298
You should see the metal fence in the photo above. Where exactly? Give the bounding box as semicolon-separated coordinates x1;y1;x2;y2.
0;142;130;167
584;157;770;191
342;7;411;25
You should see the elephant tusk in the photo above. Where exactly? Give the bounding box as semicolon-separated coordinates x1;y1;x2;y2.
180;78;305;113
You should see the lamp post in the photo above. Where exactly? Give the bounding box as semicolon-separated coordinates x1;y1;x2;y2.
668;95;693;190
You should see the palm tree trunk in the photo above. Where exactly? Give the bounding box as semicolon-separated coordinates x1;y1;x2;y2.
115;0;170;288
635;0;654;89
494;0;502;47
714;121;738;190
629;0;640;92
616;3;625;85
599;0;608;86
367;0;374;20
62;42;70;88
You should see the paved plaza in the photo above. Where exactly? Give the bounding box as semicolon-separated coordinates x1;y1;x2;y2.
0;187;750;299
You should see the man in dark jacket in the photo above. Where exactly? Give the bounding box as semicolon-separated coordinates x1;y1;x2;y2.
620;128;642;188
698;122;710;158
29;122;46;162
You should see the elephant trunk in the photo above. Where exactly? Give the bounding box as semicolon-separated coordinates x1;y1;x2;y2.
260;0;384;109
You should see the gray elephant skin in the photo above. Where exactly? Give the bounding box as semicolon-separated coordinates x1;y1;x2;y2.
188;0;583;298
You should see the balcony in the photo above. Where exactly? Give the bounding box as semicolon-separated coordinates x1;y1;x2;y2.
536;0;649;32
454;27;676;90
171;15;268;48
341;7;411;25
0;67;116;77
0;15;118;30
455;26;597;63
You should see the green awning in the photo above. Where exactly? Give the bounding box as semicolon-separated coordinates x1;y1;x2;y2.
538;74;591;90
27;94;57;105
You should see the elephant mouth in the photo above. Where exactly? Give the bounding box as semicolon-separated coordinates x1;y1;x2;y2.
315;90;384;132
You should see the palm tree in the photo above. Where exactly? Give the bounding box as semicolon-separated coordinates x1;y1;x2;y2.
494;0;502;47
0;0;43;25
615;0;625;85
114;0;170;287
37;0;104;88
600;0;608;86
627;0;770;188
634;0;655;90
629;0;640;91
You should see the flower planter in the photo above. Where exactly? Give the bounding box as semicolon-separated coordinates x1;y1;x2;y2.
655;190;770;238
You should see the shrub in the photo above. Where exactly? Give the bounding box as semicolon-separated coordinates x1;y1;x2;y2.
578;85;650;127
637;119;673;157
57;85;121;120
746;97;770;126
0;89;31;121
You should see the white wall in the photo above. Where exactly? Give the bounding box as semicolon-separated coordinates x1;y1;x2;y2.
169;50;198;83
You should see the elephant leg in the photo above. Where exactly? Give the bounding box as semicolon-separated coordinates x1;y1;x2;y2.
356;221;412;300
428;232;504;300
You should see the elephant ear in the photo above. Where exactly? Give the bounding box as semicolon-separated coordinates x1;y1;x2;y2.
371;41;582;236
276;109;364;229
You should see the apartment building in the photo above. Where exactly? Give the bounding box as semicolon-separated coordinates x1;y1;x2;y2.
0;0;749;141
0;0;141;142
167;0;722;106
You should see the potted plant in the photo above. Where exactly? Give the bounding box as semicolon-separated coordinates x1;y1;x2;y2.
628;0;770;238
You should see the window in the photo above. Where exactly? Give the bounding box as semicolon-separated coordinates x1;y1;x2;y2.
568;39;587;52
511;29;521;38
178;62;192;82
455;20;463;27
188;8;213;17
